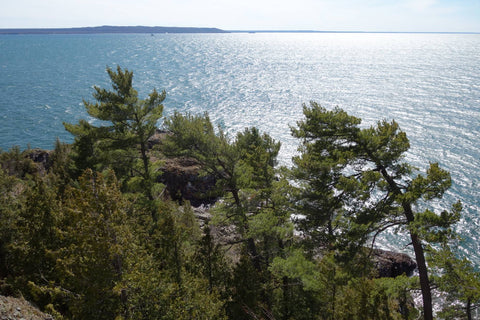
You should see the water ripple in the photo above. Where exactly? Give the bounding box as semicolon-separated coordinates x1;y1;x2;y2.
1;33;479;264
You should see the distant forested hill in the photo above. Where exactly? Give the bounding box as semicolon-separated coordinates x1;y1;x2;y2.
0;25;229;34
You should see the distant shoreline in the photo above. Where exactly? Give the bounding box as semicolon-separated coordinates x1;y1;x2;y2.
0;25;229;35
0;25;478;35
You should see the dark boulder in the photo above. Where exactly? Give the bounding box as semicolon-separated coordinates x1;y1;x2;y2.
27;149;51;171
372;249;417;278
158;157;219;207
148;130;220;207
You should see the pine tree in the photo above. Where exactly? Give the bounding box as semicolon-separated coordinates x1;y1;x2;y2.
429;244;480;320
163;113;296;317
64;66;165;201
291;102;462;320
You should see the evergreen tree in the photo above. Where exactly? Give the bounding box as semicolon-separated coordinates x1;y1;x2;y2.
64;66;165;201
193;226;231;295
0;146;39;178
235;127;280;203
0;165;26;293
120;217;227;320
162;112;240;205
291;105;362;253
54;169;133;319
429;244;480;319
291;102;462;320
163;113;295;317
4;173;65;314
227;249;263;320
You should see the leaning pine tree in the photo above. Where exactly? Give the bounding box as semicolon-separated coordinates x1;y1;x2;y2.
291;102;462;320
64;66;165;202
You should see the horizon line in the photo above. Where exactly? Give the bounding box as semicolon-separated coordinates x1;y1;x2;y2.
0;25;478;35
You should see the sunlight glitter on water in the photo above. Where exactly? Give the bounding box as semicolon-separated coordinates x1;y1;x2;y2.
1;32;479;265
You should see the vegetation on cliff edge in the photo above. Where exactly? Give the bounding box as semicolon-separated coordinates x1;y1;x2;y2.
1;67;479;320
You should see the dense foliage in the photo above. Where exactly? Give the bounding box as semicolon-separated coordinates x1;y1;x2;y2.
1;67;479;319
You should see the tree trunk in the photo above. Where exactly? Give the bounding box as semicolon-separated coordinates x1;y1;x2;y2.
467;298;472;320
410;232;433;320
139;140;153;201
231;188;241;208
246;237;261;271
282;276;290;320
401;199;432;320
231;188;262;272
380;168;433;320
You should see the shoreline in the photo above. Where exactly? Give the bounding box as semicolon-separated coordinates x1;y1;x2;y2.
0;25;228;35
1;25;478;35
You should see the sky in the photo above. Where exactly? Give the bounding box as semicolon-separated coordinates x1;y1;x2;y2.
1;0;479;32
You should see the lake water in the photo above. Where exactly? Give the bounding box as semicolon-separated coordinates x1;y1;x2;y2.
1;32;479;264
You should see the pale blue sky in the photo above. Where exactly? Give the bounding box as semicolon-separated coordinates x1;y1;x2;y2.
1;0;479;32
